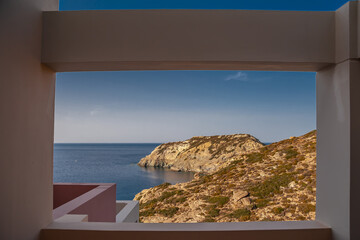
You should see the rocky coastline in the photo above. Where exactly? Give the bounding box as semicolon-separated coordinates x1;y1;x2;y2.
135;131;317;223
138;134;264;174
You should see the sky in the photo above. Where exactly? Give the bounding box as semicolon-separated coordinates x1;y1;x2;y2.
55;0;347;143
55;71;316;143
60;0;350;11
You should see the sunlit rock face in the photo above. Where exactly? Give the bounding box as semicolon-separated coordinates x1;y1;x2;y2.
135;131;317;223
138;134;265;174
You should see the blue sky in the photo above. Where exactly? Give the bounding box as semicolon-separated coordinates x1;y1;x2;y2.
55;71;316;143
55;0;346;143
60;0;350;11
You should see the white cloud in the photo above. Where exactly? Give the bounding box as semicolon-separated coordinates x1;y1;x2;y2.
225;71;248;81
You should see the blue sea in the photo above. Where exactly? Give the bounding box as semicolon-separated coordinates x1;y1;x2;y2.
53;143;195;200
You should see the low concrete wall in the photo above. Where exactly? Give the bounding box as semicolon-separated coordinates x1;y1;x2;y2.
40;221;331;240
116;201;139;223
53;183;116;222
55;214;88;223
54;183;98;209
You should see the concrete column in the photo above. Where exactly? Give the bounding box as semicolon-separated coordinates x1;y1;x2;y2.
316;59;360;240
349;60;360;240
0;0;58;240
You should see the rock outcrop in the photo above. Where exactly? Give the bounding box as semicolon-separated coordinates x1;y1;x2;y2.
138;134;264;173
135;130;317;223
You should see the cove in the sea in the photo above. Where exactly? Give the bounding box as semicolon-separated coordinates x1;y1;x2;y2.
53;143;195;200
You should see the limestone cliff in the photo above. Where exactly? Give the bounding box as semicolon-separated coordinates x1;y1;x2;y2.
135;130;317;223
138;134;264;173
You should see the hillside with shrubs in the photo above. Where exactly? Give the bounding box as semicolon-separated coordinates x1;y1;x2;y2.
135;130;316;223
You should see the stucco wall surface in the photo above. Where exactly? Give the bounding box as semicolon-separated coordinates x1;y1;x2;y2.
42;9;335;72
53;184;116;222
0;0;58;240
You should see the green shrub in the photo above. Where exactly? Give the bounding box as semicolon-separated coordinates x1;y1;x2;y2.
276;163;294;174
157;182;171;189
254;198;270;208
206;196;230;207
207;207;220;217
199;175;213;184
158;207;179;217
228;208;251;221
204;204;221;218
283;147;299;159
140;208;156;217
272;207;285;214
166;196;187;204
250;173;295;199
159;190;181;201
245;152;264;163
214;165;236;177
212;186;223;195
141;199;158;209
296;215;306;220
298;203;316;214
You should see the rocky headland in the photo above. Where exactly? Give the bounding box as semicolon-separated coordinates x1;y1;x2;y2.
138;134;264;173
135;130;317;223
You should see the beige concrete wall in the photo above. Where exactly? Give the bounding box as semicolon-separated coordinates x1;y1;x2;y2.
335;2;358;63
358;2;360;58
42;9;335;72
0;0;58;239
316;61;351;240
317;3;360;240
0;1;359;240
349;60;360;240
40;2;360;240
41;221;331;240
316;57;360;240
53;184;116;222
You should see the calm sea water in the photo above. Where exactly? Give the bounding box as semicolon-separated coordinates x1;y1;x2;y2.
53;143;195;200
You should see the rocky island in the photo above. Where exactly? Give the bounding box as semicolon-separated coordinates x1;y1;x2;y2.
138;134;264;173
135;130;316;223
